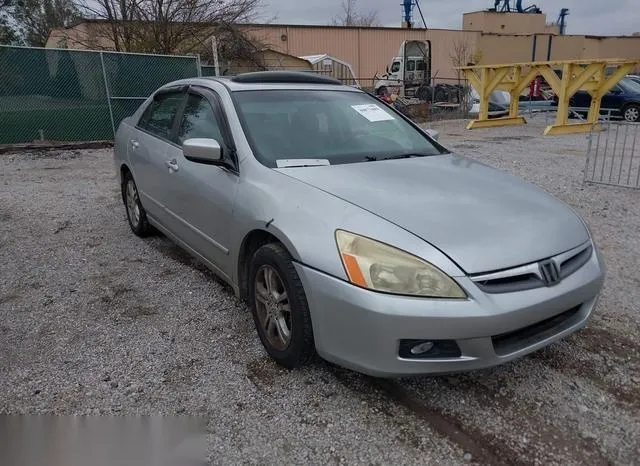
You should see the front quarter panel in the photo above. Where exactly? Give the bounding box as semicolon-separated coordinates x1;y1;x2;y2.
230;162;466;284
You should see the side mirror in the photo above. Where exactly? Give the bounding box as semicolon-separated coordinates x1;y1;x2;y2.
182;138;222;164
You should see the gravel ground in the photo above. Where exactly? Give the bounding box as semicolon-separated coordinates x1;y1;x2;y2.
1;116;639;465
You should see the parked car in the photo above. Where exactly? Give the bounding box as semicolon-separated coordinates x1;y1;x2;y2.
114;72;604;377
626;75;640;87
570;77;640;122
468;88;510;118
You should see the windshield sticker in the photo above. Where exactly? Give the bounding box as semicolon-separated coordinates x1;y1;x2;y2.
351;104;395;122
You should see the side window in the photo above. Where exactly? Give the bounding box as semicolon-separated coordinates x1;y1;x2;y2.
177;94;223;145
417;60;425;71
138;92;184;140
406;60;416;72
391;61;401;73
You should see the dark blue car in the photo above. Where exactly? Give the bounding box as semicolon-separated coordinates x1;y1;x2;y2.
570;78;640;122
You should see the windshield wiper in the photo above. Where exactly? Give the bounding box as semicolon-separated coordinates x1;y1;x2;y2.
364;153;431;162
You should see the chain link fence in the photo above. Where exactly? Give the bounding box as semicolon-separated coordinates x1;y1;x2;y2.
0;45;201;144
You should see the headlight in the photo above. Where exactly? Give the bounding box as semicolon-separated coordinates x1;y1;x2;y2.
335;230;466;299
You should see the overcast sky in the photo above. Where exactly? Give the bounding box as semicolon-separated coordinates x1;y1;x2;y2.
262;0;639;36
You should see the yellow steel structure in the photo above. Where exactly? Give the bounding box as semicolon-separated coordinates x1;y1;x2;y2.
458;59;639;135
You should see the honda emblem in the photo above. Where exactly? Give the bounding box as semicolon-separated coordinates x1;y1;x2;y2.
539;259;561;286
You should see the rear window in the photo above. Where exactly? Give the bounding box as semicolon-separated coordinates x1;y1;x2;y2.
619;79;640;94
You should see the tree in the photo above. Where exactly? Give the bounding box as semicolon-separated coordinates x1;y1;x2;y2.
73;0;140;51
14;0;80;46
331;0;380;27
75;0;264;54
0;0;21;44
450;38;482;108
450;38;482;81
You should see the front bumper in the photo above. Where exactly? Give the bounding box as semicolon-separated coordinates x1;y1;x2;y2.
295;248;605;377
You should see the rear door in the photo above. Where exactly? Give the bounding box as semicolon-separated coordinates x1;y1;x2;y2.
161;88;239;279
130;90;186;225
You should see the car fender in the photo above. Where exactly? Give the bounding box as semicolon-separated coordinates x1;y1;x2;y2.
229;162;466;287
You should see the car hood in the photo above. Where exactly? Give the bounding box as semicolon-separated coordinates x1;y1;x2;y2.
277;154;589;274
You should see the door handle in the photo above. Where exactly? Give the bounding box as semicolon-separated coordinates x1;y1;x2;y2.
165;159;179;172
130;139;139;149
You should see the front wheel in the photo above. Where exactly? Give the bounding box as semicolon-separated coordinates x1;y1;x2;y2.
623;104;640;122
248;243;315;368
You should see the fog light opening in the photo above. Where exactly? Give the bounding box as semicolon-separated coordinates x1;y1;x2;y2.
399;339;462;359
410;341;435;355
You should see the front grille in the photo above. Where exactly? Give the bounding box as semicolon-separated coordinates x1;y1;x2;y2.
472;244;593;294
492;305;582;356
475;273;541;293
560;245;593;278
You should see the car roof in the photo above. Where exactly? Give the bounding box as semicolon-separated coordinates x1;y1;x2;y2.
160;71;362;93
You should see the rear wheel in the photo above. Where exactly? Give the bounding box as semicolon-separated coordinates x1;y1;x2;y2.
623;104;640;122
248;243;315;368
122;172;152;237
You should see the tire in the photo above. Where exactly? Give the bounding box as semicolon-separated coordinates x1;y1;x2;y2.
434;86;448;102
416;85;432;102
622;104;640;123
248;243;315;369
122;171;153;237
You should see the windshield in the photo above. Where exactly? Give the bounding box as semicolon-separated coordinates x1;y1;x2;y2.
233;90;446;167
619;78;640;94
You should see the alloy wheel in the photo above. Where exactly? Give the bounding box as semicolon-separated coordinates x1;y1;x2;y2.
624;106;639;122
254;265;292;351
126;179;141;228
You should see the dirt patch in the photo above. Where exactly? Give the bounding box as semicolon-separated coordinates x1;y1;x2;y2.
246;356;282;390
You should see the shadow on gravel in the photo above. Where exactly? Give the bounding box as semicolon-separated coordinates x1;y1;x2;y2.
145;235;234;293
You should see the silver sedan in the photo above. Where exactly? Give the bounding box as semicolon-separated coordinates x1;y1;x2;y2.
114;72;604;377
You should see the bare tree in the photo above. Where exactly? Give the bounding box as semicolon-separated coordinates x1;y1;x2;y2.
331;0;380;27
1;0;21;44
13;0;79;46
74;0;263;55
450;38;483;108
200;23;267;75
72;0;138;51
450;38;482;83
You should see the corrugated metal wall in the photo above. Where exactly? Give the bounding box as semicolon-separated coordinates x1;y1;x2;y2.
244;25;482;81
46;23;640;79
243;24;640;81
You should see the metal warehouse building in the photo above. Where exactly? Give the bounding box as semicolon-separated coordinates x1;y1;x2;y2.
47;10;640;81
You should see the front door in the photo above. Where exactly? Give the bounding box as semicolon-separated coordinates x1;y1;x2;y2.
129;90;186;225
162;89;239;279
601;84;625;117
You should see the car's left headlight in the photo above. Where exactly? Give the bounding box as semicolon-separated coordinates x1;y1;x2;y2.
335;230;467;299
